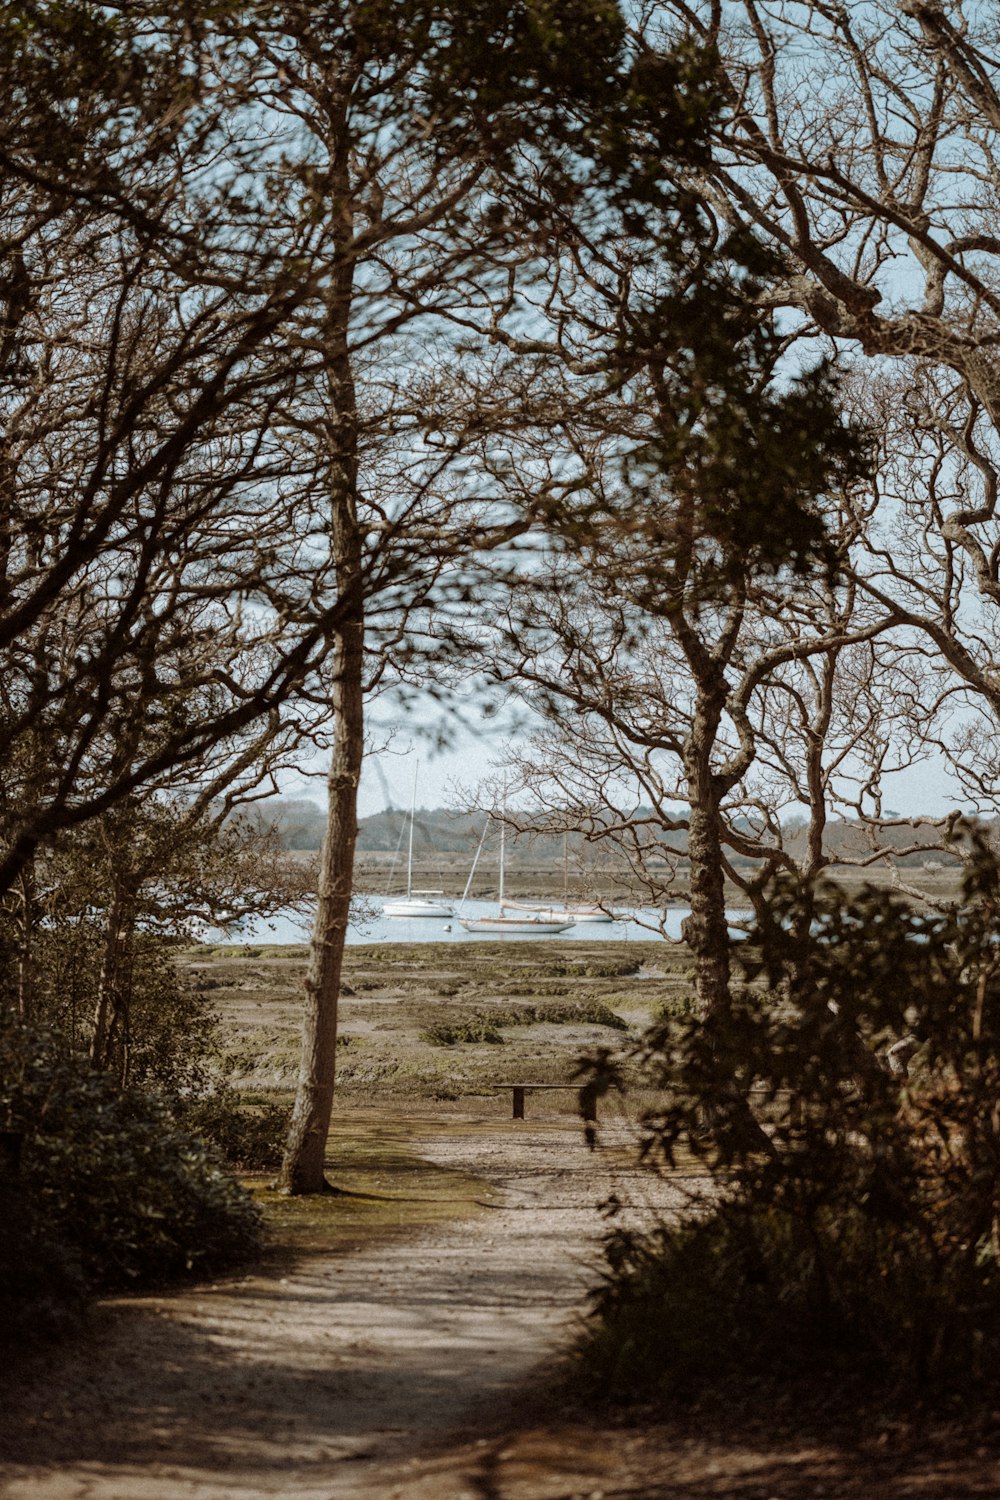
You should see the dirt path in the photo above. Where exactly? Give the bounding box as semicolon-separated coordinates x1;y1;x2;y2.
6;1112;1000;1499
0;1110;679;1500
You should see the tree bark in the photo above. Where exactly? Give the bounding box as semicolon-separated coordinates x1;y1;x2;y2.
277;594;364;1193
684;686;776;1154
91;890;124;1069
682;683;733;1022
15;862;34;1020
278;67;362;1192
684;780;732;1022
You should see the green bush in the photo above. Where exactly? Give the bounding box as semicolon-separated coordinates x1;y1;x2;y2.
0;1016;261;1347
577;1187;1000;1401
490;999;629;1030
576;831;1000;1401
180;1090;290;1170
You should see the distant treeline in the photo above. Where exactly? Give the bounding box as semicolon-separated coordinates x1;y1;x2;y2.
246;799;965;868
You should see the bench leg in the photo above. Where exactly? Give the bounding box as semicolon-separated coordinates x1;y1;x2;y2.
512;1086;525;1120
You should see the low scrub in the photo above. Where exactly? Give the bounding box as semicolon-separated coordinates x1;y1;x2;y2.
520;960;641;980
420;1017;505;1045
577;1187;1000;1402
490;999;629;1030
180;1089;291;1170
421;1000;627;1046
576;832;1000;1404
0;1015;262;1348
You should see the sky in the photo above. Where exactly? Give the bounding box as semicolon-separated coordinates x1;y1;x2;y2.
280;705;972;822
281;698;518;817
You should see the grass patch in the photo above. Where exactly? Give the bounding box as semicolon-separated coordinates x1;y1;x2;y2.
419;1000;629;1046
480;1000;629;1030
420;1018;506;1045
649;993;699;1022
250;1117;492;1259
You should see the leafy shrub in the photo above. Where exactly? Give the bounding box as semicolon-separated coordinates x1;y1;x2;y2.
578;1185;1000;1401
577;831;1000;1401
0;1015;261;1347
179;1089;291;1171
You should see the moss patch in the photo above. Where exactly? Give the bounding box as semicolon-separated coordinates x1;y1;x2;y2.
248;1115;494;1262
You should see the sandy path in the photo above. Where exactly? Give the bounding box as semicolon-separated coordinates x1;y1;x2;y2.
0;1111;678;1500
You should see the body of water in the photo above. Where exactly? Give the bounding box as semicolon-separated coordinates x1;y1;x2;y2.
208;899;749;947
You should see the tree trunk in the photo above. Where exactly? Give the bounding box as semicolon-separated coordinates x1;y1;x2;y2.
277;598;364;1193
278;81;362;1191
683;707;732;1022
684;694;775;1155
15;862;34;1020
91;891;124;1069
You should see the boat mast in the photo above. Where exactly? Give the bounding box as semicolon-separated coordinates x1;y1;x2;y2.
406;763;417;900
458;816;491;913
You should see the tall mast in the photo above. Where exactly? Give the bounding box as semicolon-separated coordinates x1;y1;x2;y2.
406;763;417;899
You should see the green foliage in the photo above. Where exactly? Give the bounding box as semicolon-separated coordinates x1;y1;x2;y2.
421;1017;506;1045
521;960;641;979
420;999;627;1046
490;999;629;1030
648;991;699;1023
576;1192;987;1401
0;1015;261;1347
578;830;1000;1399
180;1090;290;1171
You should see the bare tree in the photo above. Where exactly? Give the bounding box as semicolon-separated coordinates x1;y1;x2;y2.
637;3;1000;802
0;7;351;893
212;1;632;1192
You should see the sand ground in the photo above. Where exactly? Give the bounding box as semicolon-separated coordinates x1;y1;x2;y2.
4;1107;1000;1500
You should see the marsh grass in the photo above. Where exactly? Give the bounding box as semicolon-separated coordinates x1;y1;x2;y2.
420;1017;506;1045
187;939;689;1098
420;999;630;1047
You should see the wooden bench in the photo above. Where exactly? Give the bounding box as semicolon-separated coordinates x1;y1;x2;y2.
495;1082;597;1121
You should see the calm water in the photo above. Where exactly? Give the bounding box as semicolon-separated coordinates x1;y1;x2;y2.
208;899;748;946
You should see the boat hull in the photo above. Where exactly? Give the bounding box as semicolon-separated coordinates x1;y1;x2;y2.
459;915;574;934
503;901;616;923
383;899;455;918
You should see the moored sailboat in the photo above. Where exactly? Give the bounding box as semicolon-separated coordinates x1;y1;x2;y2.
501;834;617;922
502;899;616;924
382;766;454;919
457;814;573;935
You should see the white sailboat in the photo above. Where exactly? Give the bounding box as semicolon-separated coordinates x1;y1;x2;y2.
503;899;616;923
502;833;617;922
458;814;574;935
382;767;454;919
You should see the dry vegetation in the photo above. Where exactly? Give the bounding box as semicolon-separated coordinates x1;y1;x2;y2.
182;938;693;1105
